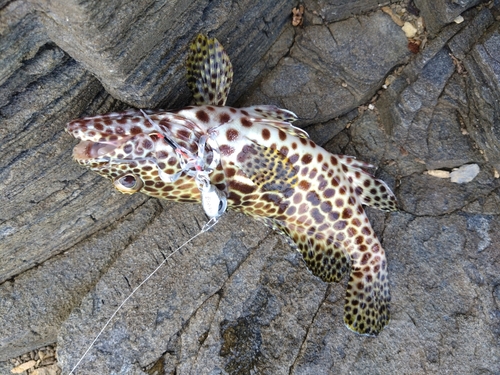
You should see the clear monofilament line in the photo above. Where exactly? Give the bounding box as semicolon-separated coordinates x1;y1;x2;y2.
68;217;221;375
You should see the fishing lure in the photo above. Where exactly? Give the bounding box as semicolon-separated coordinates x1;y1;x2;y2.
66;34;397;336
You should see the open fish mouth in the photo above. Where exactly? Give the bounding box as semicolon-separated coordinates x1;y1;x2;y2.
72;140;122;160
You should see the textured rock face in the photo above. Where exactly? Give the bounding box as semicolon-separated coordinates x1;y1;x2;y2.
414;0;483;34
1;0;499;374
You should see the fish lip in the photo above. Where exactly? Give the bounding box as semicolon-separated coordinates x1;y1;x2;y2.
72;140;121;160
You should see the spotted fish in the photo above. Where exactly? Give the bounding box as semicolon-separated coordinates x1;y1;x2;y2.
66;34;397;336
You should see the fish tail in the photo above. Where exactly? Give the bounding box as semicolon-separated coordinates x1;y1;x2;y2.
344;250;390;336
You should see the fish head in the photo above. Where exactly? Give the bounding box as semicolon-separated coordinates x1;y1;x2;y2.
66;110;201;196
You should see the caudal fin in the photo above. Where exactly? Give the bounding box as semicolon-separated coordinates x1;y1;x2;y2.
344;263;391;336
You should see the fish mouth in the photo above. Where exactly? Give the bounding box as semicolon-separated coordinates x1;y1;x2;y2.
73;140;119;160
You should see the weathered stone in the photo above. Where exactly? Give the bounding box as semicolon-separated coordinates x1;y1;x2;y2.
306;0;399;23
244;11;410;125
377;6;495;171
413;0;483;34
57;209;327;374
0;18;141;283
33;0;293;108
0;199;160;361
461;23;500;173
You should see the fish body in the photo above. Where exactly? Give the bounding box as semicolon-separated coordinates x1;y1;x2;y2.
66;35;397;336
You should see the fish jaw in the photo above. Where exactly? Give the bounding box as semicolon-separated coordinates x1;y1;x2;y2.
66;109;206;200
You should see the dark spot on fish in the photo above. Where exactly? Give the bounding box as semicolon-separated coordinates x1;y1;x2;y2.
220;112;231;123
196;110;209;123
231;180;255;194
262;128;271;140
131;126;142;135
306;191;321;206
275;130;286;141
293;192;302;204
333;220;347;230
342;207;353;219
311;208;324;224
323;188;335;198
320;201;332;213
289;154;299;164
298;180;311;191
226;128;239;141
219;144;235;156
352;218;361;227
301;154;313;165
241;118;252;127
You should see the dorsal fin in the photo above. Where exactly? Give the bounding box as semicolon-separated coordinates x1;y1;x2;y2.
186;34;233;106
243;105;309;139
338;156;398;212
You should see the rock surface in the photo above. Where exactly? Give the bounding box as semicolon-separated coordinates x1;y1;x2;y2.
1;0;499;374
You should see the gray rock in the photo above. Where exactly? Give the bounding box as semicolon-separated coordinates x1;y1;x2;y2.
461;22;500;173
34;0;293;108
1;1;500;374
0;199;160;361
243;12;410;125
414;0;483;34
306;0;399;23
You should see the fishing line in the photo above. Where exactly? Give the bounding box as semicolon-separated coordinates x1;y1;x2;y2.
68;216;221;375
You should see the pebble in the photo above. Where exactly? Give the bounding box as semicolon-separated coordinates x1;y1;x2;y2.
402;21;418;38
450;164;480;183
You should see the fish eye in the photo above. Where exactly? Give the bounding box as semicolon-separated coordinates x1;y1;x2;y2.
113;174;143;194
